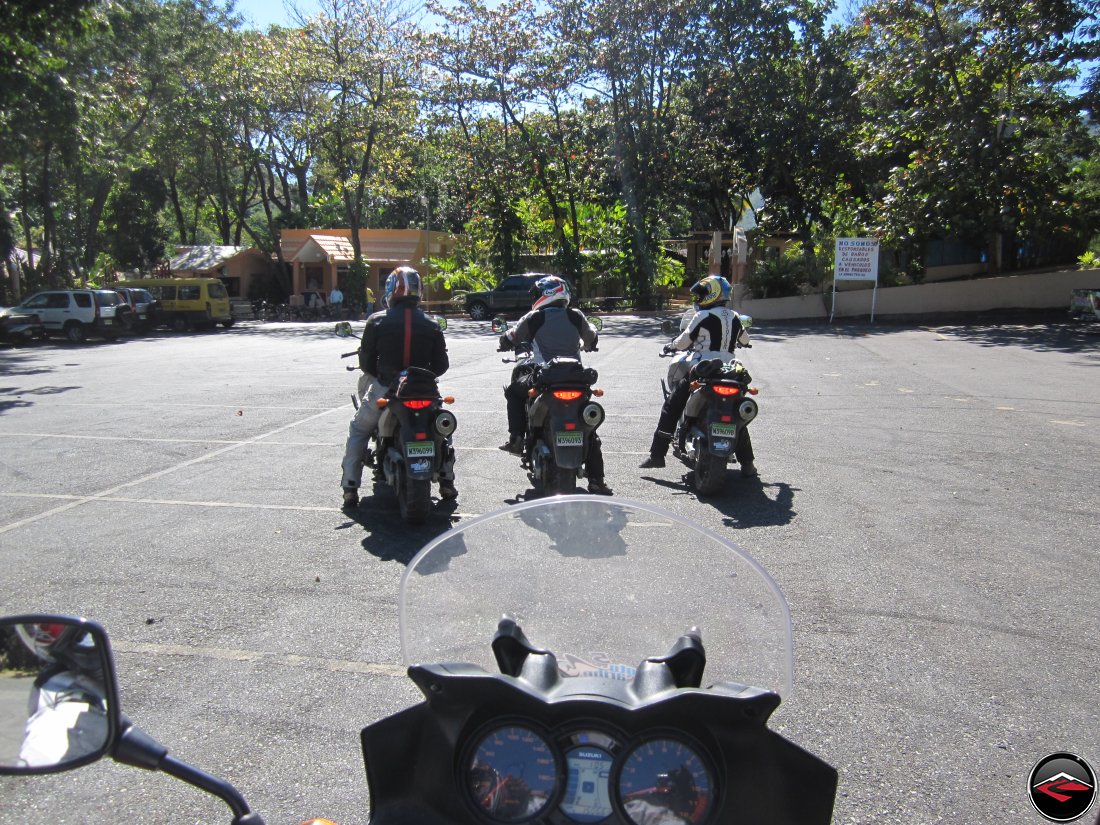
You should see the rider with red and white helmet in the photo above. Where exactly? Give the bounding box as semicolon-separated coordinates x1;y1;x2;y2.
498;275;612;495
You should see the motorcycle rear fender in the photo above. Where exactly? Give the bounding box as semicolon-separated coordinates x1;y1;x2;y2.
545;408;586;469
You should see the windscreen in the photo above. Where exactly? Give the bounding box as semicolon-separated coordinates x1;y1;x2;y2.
401;497;794;697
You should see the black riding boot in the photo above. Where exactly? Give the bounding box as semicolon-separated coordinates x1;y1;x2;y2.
639;431;673;468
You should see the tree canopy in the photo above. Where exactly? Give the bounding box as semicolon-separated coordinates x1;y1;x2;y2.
1;0;1098;304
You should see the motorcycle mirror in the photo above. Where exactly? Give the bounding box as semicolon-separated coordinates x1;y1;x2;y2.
0;615;121;775
491;317;508;333
333;321;354;337
435;316;448;331
660;319;675;335
590;316;604;332
739;314;753;330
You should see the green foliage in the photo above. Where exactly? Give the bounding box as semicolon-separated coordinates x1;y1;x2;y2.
103;167;169;272
1079;250;1100;270
747;248;826;300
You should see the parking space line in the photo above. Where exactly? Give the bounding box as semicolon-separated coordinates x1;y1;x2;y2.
0;406;346;536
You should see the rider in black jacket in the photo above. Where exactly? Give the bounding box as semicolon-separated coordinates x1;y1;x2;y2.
341;267;453;508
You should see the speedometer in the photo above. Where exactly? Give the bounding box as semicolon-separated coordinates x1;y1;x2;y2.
466;725;558;822
617;738;715;825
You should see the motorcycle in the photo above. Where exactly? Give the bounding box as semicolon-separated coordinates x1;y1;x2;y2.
658;314;759;496
0;496;837;824
339;315;457;523
493;317;606;496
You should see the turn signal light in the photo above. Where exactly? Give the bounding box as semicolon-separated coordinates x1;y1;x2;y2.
712;385;740;397
552;390;583;402
403;399;433;410
376;398;389;408
443;396;455;404
592;388;604;397
528;388;539;398
748;387;760;395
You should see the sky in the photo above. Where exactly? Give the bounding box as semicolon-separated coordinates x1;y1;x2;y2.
232;0;321;30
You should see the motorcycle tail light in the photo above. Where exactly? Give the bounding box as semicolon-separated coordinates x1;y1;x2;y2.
565;422;577;430
721;415;732;423
712;385;740;397
434;410;458;436
402;399;433;410
415;432;428;440
552;390;583;402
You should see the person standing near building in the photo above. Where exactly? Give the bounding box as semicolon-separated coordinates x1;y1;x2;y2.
364;285;376;318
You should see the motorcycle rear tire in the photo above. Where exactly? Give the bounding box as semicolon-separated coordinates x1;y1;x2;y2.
543;460;577;496
398;472;432;523
693;451;727;496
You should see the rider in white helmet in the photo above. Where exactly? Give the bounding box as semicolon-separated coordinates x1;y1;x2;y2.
640;275;756;475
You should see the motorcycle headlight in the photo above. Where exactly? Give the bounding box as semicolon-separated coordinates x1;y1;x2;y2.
433;410;458;436
581;402;604;428
738;399;758;423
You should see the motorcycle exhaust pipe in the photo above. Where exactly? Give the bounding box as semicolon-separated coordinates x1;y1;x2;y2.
738;399;758;423
581;402;604;428
433;410;458;437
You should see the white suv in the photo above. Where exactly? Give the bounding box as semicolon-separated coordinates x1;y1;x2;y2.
0;289;131;343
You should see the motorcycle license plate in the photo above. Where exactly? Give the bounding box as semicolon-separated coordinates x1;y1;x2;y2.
711;423;738;438
405;442;435;458
555;431;584;447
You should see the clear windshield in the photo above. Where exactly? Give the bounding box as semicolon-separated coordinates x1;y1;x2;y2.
401;497;794;697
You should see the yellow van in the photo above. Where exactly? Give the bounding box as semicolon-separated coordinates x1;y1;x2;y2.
117;278;233;331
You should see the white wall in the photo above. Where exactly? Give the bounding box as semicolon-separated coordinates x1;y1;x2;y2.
737;268;1100;320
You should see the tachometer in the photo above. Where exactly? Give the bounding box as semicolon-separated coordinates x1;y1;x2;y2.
466;725;558;822
617;738;714;825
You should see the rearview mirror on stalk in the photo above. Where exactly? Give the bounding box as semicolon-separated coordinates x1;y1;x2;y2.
590;316;604;332
660;319;675;335
0;615;119;774
435;316;448;331
491;317;508;334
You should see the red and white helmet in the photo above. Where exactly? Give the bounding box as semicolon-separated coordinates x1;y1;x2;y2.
532;275;570;310
384;266;422;305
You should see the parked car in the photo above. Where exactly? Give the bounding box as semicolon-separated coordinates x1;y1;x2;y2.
462;272;553;320
0;310;47;344
106;286;158;331
0;289;131;343
117;277;232;331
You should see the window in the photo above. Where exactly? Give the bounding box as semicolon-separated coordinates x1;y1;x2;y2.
207;282;228;299
499;277;528;290
72;293;91;308
95;292;120;307
179;286;200;300
23;294;51;309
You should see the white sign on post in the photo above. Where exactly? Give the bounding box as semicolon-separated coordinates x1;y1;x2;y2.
832;237;881;322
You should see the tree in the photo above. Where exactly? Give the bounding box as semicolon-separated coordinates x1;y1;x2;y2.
854;0;1099;273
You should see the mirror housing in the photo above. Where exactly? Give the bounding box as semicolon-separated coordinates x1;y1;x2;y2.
0;615;121;775
660;319;675;335
435;316;448;331
590;316;604;332
491;317;508;333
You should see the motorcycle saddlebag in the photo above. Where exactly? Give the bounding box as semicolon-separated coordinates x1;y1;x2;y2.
391;367;439;398
536;358;597;388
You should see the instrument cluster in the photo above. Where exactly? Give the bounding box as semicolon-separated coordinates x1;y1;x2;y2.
463;721;715;825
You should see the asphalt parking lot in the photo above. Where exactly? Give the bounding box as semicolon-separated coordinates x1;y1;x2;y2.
0;316;1098;824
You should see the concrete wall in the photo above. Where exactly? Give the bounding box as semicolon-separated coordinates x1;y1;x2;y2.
736;268;1100;321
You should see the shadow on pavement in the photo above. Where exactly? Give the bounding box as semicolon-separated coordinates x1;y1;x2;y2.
336;482;461;564
641;470;798;530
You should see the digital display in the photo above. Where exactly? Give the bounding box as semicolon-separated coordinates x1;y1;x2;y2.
561;746;614;822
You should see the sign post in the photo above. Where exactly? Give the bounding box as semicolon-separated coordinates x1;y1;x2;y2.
831;238;880;323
